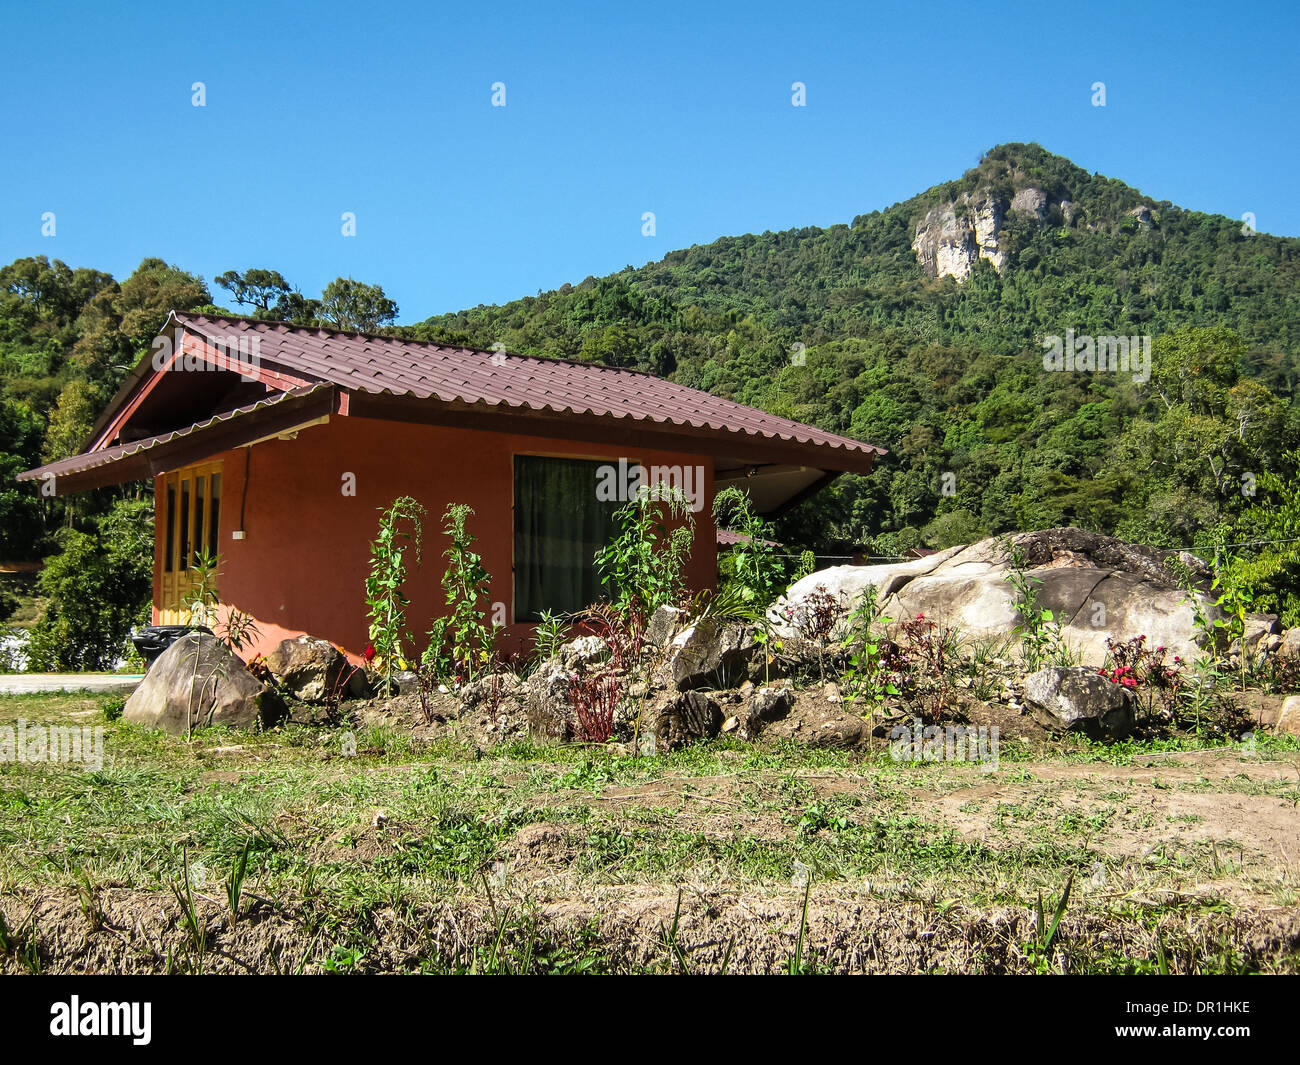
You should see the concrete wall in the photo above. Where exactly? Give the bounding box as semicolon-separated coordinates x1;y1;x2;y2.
153;414;717;663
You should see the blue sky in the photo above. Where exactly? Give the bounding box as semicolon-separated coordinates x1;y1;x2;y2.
2;0;1296;323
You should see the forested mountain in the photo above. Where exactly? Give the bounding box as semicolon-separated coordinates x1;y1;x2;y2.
3;143;1298;587
409;143;1300;557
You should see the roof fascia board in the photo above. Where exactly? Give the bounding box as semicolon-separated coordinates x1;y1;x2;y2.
88;317;314;451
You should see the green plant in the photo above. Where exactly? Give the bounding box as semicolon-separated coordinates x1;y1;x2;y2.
226;839;251;930
424;504;495;683
1022;872;1073;974
1177;553;1252;692
595;484;695;621
25;497;153;671
713;485;785;608
0;907;42;974
1226;450;1300;626
533;610;569;662
364;496;426;690
791;549;818;583
785;879;815;974
74;868;104;932
1003;538;1061;670
840;585;898;709
172;848;206;964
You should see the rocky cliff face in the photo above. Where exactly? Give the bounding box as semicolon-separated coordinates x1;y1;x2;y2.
911;183;1055;282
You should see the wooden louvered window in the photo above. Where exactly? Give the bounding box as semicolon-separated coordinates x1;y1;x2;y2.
158;460;223;623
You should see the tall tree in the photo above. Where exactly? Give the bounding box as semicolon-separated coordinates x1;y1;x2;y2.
320;277;398;331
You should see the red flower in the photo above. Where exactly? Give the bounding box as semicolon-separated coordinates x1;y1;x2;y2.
363;642;376;663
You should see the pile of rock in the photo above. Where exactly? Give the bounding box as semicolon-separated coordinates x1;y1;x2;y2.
124;634;370;735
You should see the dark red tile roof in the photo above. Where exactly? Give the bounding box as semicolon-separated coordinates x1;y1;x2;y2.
174;313;885;460
18;385;331;483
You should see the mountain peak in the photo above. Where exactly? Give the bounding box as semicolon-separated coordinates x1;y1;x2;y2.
910;143;1152;282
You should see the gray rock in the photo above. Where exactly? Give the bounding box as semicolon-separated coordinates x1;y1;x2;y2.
646;604;684;648
750;686;794;724
461;672;523;709
911;193;1007;281
525;659;573;741
660;619;760;691
347;667;375;700
264;635;347;702
391;670;420;697
559;636;608;670
654;691;723;751
1278;629;1300;658
1237;613;1279;658
1010;187;1048;221
1278;696;1300;738
124;633;277;734
1024;666;1136;740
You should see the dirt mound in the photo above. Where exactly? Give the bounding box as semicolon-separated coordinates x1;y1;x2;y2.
3;885;1296;975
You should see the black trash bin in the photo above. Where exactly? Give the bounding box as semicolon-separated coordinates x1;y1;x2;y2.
132;626;214;670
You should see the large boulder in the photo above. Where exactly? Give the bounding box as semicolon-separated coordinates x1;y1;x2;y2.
264;636;347;702
1277;628;1300;658
772;528;1223;666
1277;696;1300;739
1023;666;1136;740
124;633;278;734
659;619;761;691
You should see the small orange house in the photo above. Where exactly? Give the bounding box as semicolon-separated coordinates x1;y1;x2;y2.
19;313;884;662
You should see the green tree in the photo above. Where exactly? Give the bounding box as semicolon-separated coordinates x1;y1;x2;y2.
320;278;398;331
26;497;153;670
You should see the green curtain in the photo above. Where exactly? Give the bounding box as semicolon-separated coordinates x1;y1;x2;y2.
514;456;619;621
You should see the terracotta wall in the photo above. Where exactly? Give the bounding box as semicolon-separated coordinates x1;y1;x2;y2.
154;414;717;663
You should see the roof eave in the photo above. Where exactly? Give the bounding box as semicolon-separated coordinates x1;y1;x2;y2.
20;385;338;495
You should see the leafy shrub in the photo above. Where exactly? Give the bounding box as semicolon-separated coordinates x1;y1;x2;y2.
364;496;425;689
26;497;152;671
595;485;694;621
713;485;784;609
1100;635;1183;722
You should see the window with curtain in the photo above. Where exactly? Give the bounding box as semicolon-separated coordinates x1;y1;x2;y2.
514;456;620;622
